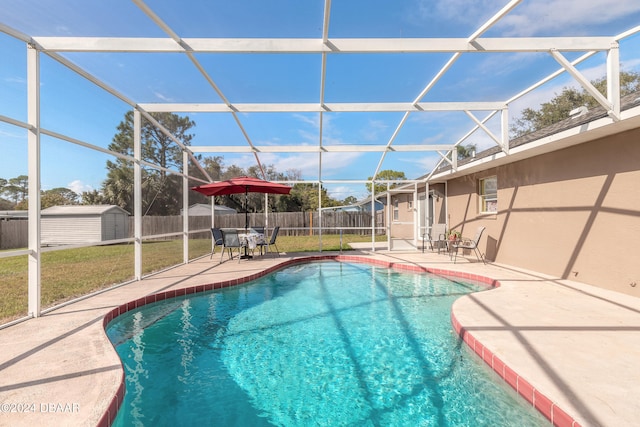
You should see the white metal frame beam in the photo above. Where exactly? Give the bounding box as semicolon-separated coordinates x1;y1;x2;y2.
138;101;506;113
27;43;41;318
133;110;143;280
33;36;615;53
191;144;455;153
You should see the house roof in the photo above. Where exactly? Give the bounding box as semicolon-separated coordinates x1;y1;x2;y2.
41;205;130;216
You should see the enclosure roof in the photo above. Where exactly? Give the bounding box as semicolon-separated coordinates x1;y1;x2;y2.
1;1;640;199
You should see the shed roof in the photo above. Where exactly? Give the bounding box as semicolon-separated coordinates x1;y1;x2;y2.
41;205;130;216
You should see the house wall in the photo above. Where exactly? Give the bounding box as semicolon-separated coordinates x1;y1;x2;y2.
446;127;640;297
431;183;447;226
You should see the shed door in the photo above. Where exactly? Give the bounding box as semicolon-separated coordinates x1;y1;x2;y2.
104;213;118;240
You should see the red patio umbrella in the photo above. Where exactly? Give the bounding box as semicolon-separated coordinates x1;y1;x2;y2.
191;176;292;231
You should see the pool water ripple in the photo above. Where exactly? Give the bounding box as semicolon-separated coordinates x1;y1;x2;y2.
107;261;549;426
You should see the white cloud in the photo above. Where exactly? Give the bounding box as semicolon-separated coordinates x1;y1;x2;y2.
292;113;321;128
497;0;640;36
273;151;364;179
402;153;442;174
413;0;504;27
0;129;24;139
4;76;26;84
622;57;640;71
360;120;389;142
67;180;93;194
54;25;72;35
326;185;367;200
153;91;174;102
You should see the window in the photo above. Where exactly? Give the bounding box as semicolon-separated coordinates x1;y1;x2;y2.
393;199;399;221
479;176;497;213
408;200;413;210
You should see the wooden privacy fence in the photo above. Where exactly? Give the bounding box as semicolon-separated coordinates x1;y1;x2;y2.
0;211;386;248
0;220;28;250
190;212;385;236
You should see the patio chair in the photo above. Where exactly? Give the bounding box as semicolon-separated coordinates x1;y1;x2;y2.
210;227;224;259
250;226;265;235
220;228;244;262
423;223;447;253
257;226;280;257
451;226;486;264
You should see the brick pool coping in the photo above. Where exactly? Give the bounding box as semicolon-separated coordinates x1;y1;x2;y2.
99;254;577;427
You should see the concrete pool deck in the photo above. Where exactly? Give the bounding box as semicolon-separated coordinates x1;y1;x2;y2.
0;248;639;427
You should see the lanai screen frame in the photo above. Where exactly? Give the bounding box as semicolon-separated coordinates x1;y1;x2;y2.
0;0;637;321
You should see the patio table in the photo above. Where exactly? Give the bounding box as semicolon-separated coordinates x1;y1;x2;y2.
238;232;265;259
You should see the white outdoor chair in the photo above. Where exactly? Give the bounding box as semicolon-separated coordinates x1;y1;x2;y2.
451;226;486;264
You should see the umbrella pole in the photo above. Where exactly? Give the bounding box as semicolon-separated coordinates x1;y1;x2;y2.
241;187;252;259
245;188;249;232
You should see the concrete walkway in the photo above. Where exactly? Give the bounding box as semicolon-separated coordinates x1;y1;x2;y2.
0;248;638;427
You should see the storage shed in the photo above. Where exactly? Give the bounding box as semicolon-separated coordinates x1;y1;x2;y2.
41;205;130;245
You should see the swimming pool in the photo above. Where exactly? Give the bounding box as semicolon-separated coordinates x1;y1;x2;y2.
106;261;549;426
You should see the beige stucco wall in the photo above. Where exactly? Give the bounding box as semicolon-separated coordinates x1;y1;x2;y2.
430;183;447;226
446;127;640;297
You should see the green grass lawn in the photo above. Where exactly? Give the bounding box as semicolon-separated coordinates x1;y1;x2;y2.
0;234;384;323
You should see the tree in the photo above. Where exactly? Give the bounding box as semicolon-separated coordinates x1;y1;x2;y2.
510;71;640;138
102;111;195;215
457;143;477;160
366;170;407;195
81;189;106;205
0;178;11;210
4;175;28;204
41;188;79;208
343;196;358;205
283;183;338;212
0;198;12;210
200;156;224;181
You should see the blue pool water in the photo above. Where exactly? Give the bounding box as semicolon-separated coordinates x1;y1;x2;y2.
107;261;549;426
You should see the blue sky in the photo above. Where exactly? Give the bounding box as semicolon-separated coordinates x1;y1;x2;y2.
1;0;640;201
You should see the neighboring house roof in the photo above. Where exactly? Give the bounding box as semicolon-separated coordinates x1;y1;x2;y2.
180;203;237;214
329;198;385;211
41;205;130;216
0;210;28;219
320;205;362;212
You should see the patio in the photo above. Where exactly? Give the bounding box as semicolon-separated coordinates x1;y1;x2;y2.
0;249;638;427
